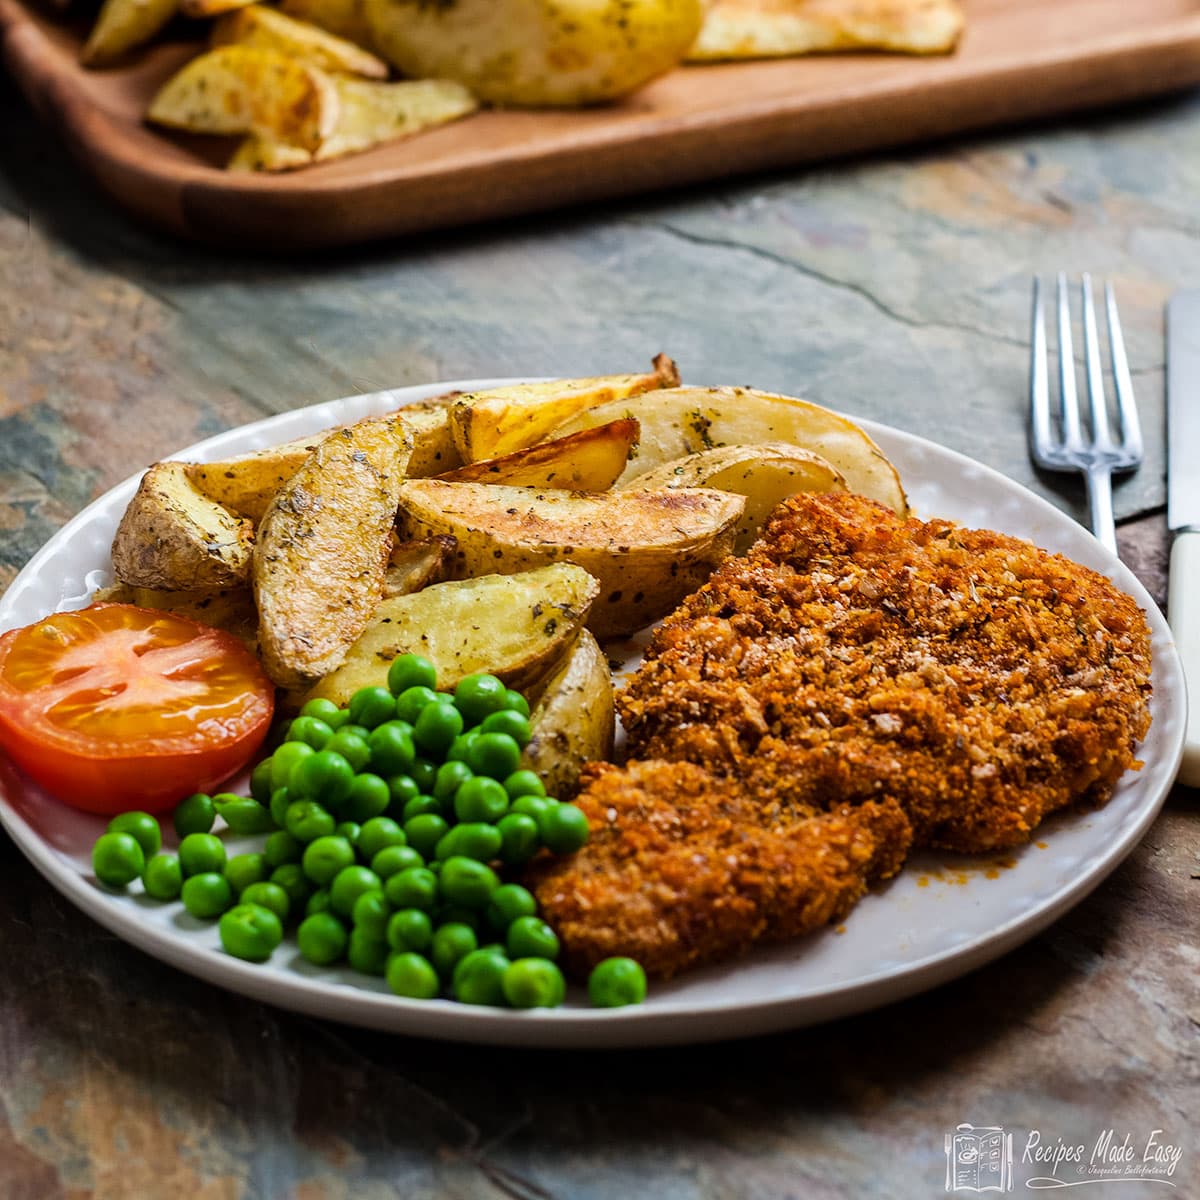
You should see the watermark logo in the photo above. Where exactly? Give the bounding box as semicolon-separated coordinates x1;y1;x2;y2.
945;1124;1014;1193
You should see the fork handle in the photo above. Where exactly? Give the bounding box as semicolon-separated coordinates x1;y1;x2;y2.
1084;466;1117;554
1168;530;1200;787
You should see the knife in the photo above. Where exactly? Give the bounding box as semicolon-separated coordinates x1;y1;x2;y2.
1167;291;1200;786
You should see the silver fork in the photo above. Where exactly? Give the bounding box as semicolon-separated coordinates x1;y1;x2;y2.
1029;274;1143;554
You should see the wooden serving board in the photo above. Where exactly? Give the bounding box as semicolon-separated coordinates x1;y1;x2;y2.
4;0;1200;249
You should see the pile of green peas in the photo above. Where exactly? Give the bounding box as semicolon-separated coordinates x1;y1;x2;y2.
89;657;646;1010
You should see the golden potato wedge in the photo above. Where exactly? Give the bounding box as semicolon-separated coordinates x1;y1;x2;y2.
626;442;847;553
91;583;258;649
449;354;679;464
393;392;464;477
179;0;253;17
521;629;613;800
211;5;390;78
303;564;599;707
82;0;177;67
436;419;638;491
111;461;254;590
253;414;411;689
184;432;330;522
146;46;339;152
383;535;456;599
395;480;744;639
227;135;314;173
279;0;376;51
549;385;909;515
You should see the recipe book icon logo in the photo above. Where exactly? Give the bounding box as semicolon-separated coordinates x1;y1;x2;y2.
945;1124;1014;1193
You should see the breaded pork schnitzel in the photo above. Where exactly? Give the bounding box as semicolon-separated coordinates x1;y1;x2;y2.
531;493;1153;977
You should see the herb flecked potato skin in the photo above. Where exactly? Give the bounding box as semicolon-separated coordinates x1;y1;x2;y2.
364;0;703;106
394;479;745;639
253;414;411;689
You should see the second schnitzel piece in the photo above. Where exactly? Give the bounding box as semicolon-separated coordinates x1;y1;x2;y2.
620;492;1154;853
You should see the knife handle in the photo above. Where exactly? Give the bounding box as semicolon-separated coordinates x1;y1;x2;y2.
1168;529;1200;787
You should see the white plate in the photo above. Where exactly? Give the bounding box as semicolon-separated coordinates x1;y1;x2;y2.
0;381;1185;1047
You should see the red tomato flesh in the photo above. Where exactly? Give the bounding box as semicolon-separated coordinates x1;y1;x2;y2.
0;604;274;815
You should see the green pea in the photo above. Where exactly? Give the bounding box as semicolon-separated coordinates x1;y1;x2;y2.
453;673;507;724
409;758;437;794
413;701;463;758
502;958;565;1008
351;889;392;941
496;813;540;867
431;922;477;978
224;852;268;896
306;887;332;916
503;689;530;717
465;732;521;781
335;821;361;845
141;853;183;900
341;773;391;823
330;865;382;918
387;653;438;696
433;760;473;800
289;751;355;809
453;777;509;824
301;835;356;886
181;872;233;919
325;729;371;773
387;774;421;812
502;769;545;800
444;729;480;763
587;957;647;1007
358;817;406;861
348;686;397;730
386;951;440;999
286;715;334;750
510;795;553;824
214;794;276;835
435;822;502;863
539;804;590;855
92;832;144;888
106;812;161;859
439;857;499;909
480;710;531;748
453;948;511;1006
269;742;314;793
249;758;275;804
264;830;303;868
297;912;348;965
384;866;439;911
173;793;215;838
404;813;449;859
506;915;559;961
269;786;292;829
367;722;416;777
347;928;389;975
178;832;225;877
386;907;433;953
435;903;482;932
486;883;537;931
394;685;440;725
402;795;442;821
219;903;283;962
269;863;313;910
240;881;291;922
284;800;336;844
299;697;343;725
371;844;424;880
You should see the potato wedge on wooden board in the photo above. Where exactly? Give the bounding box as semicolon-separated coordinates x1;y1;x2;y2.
91;584;258;649
521;629;613;800
81;0;177;66
395;480;744;639
146;46;339;152
184;432;330;522
549;385;908;515
253;415;411;689
111;461;254;590
303;564;599;707
212;5;390;77
364;0;702;106
449;355;679;464
437;419;639;491
382;535;456;599
688;0;964;61
227;136;314;173
279;0;376;52
626;442;846;552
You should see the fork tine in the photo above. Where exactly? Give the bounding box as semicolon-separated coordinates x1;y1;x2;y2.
1080;274;1113;449
1056;273;1083;450
1105;282;1144;458
1030;278;1053;461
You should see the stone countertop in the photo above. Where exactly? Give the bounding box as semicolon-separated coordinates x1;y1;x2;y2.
1;73;1197;1200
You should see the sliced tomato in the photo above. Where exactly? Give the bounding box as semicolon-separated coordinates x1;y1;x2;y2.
0;603;274;815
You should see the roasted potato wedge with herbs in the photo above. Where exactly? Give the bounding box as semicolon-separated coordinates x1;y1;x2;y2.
111;461;254;591
450;355;679;464
227;136;315;173
521;629;613;800
550;385;909;516
383;535;456;599
437;419;639;491
626;442;847;553
212;5;390;77
364;0;702;106
91;583;258;650
395;479;744;639
303;564;599;707
146;46;339;152
279;0;376;51
82;0;177;66
389;391;463;477
253;415;411;689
